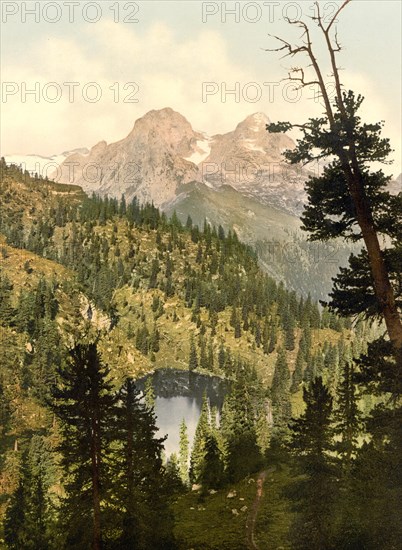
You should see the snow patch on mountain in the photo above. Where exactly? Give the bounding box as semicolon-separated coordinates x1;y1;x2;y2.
4;149;90;176
184;137;212;165
243;139;265;153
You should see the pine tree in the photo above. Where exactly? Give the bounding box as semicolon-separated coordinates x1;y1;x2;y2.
288;377;336;549
110;379;174;549
199;336;209;371
135;324;149;356
200;434;225;491
185;215;193;229
207;338;214;372
303;354;317;385
262;321;270;354
268;324;276;353
144;376;156;408
299;326;312;362
270;348;291;444
4;475;27;550
282;307;296;351
51;342;116;550
178;419;189;486
150;325;160;353
291;346;304;393
223;363;263;481
189;393;210;484
271;348;290;407
218;341;226;372
333;363;361;472
148;257;159;289
255;408;271;456
267;3;402;363
188;334;198;372
0;275;15;326
165;453;184;495
5;436;56;550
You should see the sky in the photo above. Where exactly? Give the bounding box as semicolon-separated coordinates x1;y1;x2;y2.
1;0;401;175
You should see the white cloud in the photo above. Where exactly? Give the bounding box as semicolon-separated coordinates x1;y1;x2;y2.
1;20;400;176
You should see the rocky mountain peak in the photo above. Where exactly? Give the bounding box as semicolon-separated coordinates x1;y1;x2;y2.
235;112;271;135
90;141;108;154
128;107;201;156
55;108;306;214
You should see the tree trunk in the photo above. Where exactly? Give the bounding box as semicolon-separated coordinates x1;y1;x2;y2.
338;153;402;364
91;414;102;550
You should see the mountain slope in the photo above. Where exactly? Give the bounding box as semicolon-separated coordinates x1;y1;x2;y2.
4;109;372;300
55;108;201;206
55;108;307;213
199;112;307;215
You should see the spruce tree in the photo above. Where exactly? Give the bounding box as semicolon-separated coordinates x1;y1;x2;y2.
218;341;226;372
288;377;336;549
144;376;156;409
189;393;210;484
268;324;276;353
178;418;189;487
4;474;27;550
5;435;56;550
266;1;402;364
51;342;116;550
291;346;304;393
188;334;198;372
333;363;361;473
0;275;15;326
110;379;174;549
200;434;225;492
199;336;209;371
271;348;290;409
223;363;263;481
282;307;296;351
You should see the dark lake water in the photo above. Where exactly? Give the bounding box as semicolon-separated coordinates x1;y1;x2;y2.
137;369;228;457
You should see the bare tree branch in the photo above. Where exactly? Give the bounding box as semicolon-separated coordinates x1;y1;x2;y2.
326;0;352;33
265;0;402;357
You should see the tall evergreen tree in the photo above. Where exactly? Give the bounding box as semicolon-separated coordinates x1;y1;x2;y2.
333;362;361;473
200;434;225;492
188;334;198;372
282;307;296;351
266;0;402;364
288;377;336;549
5;435;55;550
144;376;156;409
291;346;304;393
268;324;277;353
223;363;263;481
178;418;189;486
51;342;116;550
110;379;174;550
270;348;291;447
189;394;210;484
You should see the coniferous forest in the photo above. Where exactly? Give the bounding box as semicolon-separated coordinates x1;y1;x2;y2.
1;2;401;549
0;146;400;548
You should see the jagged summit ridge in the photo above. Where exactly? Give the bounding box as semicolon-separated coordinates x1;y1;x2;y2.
54;108;304;212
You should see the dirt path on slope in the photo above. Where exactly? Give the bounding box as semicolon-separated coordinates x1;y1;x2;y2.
245;467;276;549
